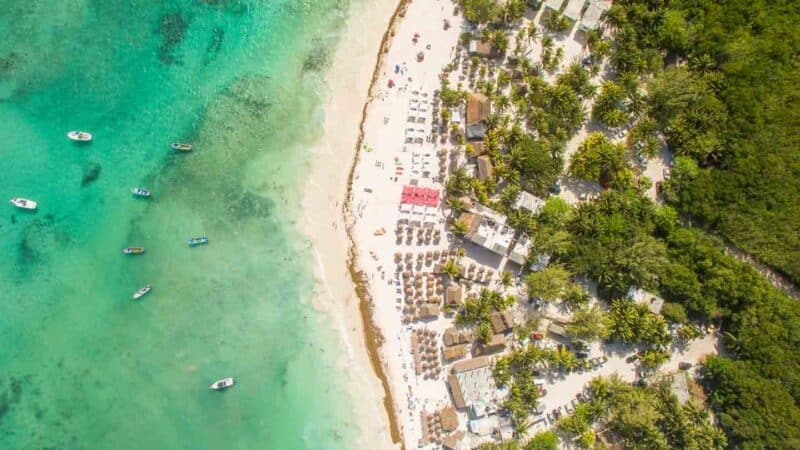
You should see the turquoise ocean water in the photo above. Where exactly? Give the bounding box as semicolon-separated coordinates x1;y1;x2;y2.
0;1;365;448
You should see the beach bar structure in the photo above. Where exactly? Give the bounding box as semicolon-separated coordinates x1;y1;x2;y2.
563;0;584;22
580;0;608;31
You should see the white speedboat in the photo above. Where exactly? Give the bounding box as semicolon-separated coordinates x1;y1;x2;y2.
67;131;93;142
187;236;208;246
131;187;151;198
209;377;235;390
171;142;192;151
10;197;37;210
132;285;151;300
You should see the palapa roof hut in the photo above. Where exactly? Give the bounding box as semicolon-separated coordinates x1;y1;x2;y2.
439;406;459;433
456;211;482;239
468;39;493;57
489;312;511;335
443;344;469;361
419;304;440;319
442;431;465;450
477;155;494;181
466;93;491;141
445;284;463;306
443;327;472;347
473;334;507;356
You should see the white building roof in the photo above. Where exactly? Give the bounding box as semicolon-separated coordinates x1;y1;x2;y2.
468;416;499;436
509;234;532;265
468;205;515;258
580;0;608;30
454;365;500;409
514;191;545;214
544;0;565;11
563;0;584;22
627;287;665;314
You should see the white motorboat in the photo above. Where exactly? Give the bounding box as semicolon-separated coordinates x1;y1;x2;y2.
131;187;151;198
132;285;152;300
209;377;235;390
171;142;192;151
10;197;37;210
67;131;93;142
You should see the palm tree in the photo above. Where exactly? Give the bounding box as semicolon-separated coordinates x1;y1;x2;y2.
527;23;540;45
443;259;462;278
450;219;469;237
500;271;513;288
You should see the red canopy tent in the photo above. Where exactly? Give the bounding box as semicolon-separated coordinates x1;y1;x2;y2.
401;185;439;207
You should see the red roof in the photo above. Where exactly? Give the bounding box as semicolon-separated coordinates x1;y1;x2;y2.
401;185;439;207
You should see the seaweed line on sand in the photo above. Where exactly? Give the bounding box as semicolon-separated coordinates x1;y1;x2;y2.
342;0;410;448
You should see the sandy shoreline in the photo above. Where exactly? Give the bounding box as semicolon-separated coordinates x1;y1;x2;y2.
300;0;403;448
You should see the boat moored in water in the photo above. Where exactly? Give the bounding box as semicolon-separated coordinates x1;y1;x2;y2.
131;187;151;198
10;197;37;210
171;142;192;151
122;246;145;254
67;131;92;142
187;236;208;246
132;285;152;300
209;378;235;390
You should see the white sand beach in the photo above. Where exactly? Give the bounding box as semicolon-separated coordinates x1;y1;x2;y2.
300;0;401;448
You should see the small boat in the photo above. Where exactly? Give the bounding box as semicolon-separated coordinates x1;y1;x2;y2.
67;131;92;142
171;142;192;152
122;247;145;254
187;236;208;246
10;197;37;210
132;285;152;300
209;377;235;390
131;187;151;198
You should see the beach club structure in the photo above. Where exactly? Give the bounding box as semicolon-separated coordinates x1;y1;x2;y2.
447;357;498;410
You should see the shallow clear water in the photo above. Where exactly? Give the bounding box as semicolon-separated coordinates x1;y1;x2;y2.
0;1;362;448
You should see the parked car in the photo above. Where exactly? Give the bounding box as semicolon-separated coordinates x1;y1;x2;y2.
679;362;693;370
576;351;589;359
626;354;639;363
655;181;663;195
